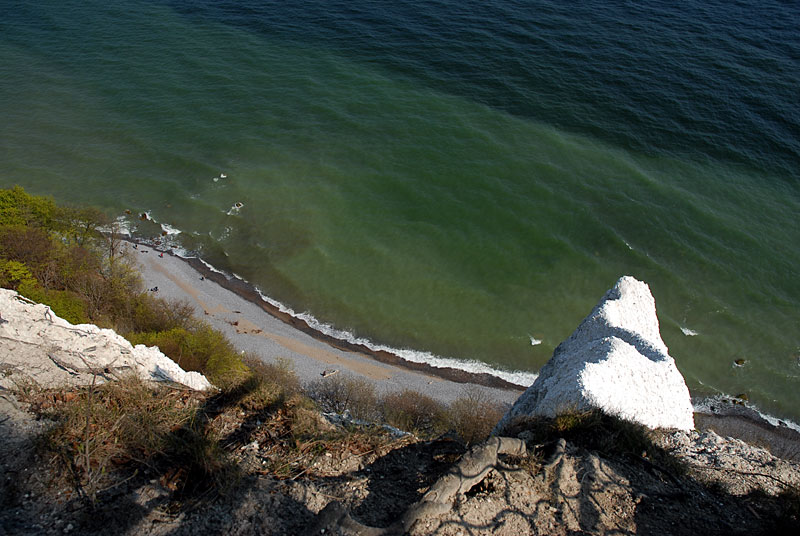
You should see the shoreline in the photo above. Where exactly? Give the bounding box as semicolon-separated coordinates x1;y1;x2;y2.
132;241;800;459
132;242;525;407
182;255;524;391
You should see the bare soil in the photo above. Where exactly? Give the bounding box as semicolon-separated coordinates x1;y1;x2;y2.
2;385;799;536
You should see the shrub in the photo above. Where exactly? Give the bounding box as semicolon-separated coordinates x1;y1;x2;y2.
129;295;195;334
0;258;37;290
0;185;57;228
306;375;381;422
0;225;58;283
238;356;300;407
382;389;447;437
23;287;89;325
447;386;506;445
127;322;247;383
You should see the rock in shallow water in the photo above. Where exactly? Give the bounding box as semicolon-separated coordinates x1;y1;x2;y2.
495;276;694;433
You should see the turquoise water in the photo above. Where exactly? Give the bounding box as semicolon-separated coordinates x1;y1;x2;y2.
2;1;799;420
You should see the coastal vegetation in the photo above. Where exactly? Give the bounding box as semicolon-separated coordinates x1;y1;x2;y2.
1;186;508;504
8;187;796;534
0;185;245;382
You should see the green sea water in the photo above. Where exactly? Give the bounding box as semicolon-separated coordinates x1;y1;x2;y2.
1;0;799;422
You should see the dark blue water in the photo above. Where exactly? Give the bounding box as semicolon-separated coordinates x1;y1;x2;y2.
171;0;800;178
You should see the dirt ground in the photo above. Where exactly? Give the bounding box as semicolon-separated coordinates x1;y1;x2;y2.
2;385;799;536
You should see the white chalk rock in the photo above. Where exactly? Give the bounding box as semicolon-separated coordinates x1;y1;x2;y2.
0;289;213;391
495;276;694;433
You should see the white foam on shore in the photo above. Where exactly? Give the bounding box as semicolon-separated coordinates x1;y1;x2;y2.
98;216;133;236
126;215;534;389
178;252;537;387
693;395;800;434
197;258;228;275
252;288;537;387
143;233;533;388
161;223;182;235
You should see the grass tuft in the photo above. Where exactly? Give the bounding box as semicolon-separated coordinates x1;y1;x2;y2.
33;375;206;503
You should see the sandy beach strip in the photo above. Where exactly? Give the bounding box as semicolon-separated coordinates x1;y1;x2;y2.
134;247;524;406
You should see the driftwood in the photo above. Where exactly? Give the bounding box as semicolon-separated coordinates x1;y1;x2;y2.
304;436;527;535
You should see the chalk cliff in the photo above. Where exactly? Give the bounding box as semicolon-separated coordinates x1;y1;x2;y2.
0;288;212;391
495;276;694;433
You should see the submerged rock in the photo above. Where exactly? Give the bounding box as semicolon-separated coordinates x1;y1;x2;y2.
495;276;693;433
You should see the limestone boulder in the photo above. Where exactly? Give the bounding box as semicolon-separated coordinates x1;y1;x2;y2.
495;276;694;433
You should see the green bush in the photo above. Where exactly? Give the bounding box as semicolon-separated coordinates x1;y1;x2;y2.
0;185;57;228
382;389;447;437
0;259;37;290
128;323;247;383
23;287;89;325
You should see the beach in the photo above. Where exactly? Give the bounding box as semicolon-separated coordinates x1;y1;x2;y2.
134;243;800;460
134;245;524;407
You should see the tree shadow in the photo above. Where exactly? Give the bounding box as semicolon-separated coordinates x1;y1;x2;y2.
27;378;319;536
313;412;800;536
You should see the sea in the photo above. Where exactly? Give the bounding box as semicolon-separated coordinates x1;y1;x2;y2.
2;0;798;424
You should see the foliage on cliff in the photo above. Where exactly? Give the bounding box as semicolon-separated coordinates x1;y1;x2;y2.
0;186;244;382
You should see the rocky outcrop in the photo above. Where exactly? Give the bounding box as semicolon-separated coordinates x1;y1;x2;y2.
0;289;212;391
495;276;694;433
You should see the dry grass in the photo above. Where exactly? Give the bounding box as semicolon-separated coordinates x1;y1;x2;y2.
29;375;208;503
447;386;507;445
16;347;510;510
307;377;508;444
